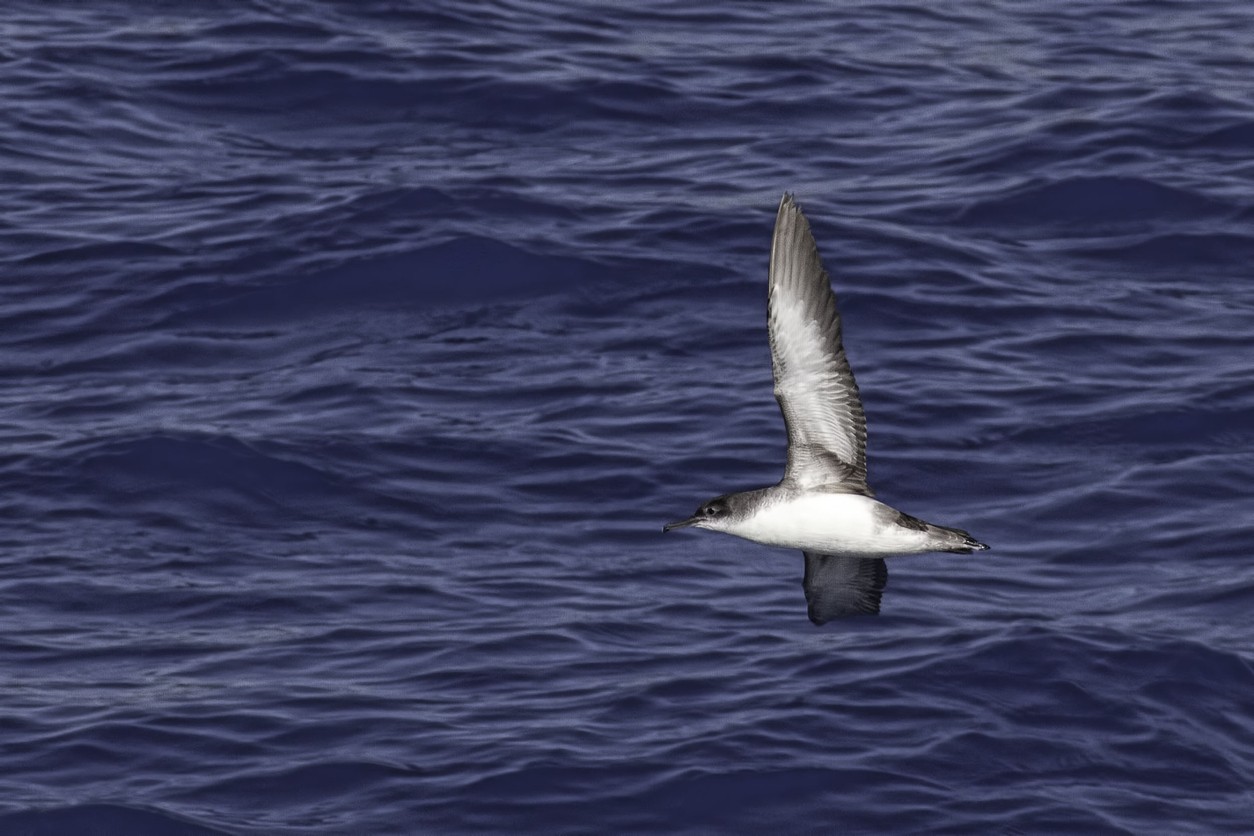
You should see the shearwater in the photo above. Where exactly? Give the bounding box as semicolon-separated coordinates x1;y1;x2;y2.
665;193;988;621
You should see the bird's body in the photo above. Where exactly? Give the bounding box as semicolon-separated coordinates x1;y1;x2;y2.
665;193;987;621
721;490;951;557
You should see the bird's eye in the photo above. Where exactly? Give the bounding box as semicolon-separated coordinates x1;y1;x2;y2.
704;505;718;516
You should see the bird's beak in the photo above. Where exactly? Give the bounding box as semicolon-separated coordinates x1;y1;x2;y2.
663;516;699;533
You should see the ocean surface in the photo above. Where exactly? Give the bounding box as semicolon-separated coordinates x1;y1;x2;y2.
3;1;1253;833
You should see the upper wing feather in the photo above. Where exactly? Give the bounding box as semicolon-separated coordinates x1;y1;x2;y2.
768;193;869;493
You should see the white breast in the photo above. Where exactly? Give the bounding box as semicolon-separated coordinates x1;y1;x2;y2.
726;493;930;557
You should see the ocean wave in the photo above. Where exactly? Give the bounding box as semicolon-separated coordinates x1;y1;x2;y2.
957;176;1235;230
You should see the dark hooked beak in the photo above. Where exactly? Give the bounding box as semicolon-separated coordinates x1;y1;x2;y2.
663;516;699;533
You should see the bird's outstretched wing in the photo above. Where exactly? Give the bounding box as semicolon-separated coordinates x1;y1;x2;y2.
802;552;887;623
768;193;870;493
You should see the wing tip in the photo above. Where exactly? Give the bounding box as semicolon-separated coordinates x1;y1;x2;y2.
773;191;815;245
772;192;807;269
777;191;799;221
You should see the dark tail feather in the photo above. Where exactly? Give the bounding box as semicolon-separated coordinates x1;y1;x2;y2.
931;524;989;554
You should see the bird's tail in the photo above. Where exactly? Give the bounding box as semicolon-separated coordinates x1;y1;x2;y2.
929;524;989;555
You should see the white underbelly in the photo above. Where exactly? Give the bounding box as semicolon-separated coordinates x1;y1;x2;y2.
729;493;930;556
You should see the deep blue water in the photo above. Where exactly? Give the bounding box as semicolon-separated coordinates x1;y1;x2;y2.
3;1;1254;833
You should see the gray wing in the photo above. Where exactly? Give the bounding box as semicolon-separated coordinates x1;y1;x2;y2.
802;552;888;623
769;193;870;494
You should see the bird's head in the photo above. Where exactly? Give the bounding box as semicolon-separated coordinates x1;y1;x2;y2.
663;494;738;533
